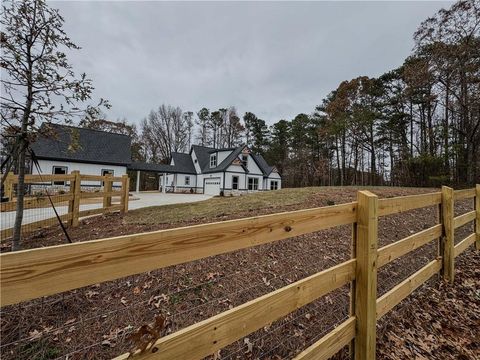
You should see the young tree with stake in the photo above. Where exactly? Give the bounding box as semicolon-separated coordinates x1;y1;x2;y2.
1;0;108;250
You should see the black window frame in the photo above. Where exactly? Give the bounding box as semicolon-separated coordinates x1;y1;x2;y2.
52;166;68;186
210;153;217;168
270;180;278;190
248;177;259;191
232;175;239;190
185;176;190;186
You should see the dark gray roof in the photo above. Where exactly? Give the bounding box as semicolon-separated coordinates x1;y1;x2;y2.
32;123;131;166
170;152;196;174
129;154;196;174
191;145;213;172
128;162;176;173
191;145;248;174
252;154;275;176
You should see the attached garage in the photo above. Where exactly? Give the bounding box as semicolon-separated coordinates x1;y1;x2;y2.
204;178;221;195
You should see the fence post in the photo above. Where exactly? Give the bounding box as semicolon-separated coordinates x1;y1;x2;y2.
475;184;479;250
349;222;357;359
120;174;129;214
5;171;14;200
441;186;454;283
72;171;81;227
354;190;378;360
67;172;76;226
103;174;113;213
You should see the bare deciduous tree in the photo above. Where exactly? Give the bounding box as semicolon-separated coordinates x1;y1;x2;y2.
1;0;108;250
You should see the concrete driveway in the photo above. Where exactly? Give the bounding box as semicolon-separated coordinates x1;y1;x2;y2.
1;192;212;229
128;192;212;210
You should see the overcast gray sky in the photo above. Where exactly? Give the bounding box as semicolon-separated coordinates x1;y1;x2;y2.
52;1;452;126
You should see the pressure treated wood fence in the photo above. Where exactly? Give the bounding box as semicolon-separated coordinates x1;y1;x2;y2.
1;171;129;239
0;185;478;360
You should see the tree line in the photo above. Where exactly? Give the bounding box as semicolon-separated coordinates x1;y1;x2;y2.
83;1;479;188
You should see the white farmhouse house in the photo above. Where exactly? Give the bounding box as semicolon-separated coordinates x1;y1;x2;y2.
31;123;131;188
30;123;281;195
130;145;281;195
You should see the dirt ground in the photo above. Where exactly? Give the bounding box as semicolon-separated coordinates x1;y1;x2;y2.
0;186;478;360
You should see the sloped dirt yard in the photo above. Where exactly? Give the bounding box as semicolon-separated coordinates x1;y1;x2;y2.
1;187;478;360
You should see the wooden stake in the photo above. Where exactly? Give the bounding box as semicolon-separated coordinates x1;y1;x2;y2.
4;171;14;200
72;171;81;227
103;174;113;213
476;184;479;250
67;172;76;226
121;174;129;214
441;186;454;283
354;190;378;360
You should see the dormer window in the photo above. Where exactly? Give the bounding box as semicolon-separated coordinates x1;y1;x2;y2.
210;153;217;168
241;154;248;167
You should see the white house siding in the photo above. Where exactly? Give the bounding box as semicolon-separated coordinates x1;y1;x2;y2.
267;172;282;190
32;159;126;190
191;150;202;173
245;154;263;175
216;151;231;164
164;173;197;193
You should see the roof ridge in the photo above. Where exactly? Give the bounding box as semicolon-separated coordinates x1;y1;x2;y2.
42;122;131;138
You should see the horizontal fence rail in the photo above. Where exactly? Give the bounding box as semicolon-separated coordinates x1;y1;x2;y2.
0;171;129;239
115;260;356;360
0;202;356;306
0;185;478;360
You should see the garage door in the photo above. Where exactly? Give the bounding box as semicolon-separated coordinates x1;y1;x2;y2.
204;178;221;195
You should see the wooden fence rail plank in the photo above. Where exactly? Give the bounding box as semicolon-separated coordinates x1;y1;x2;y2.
0;202;356;306
113;259;356;360
80;191;122;199
378;192;441;217
376;258;442;320
453;233;476;258
0;194;74;212
8;174;75;183
79;174;123;182
453;211;476;229
454;188;475;201
293;317;356;360
377;224;442;268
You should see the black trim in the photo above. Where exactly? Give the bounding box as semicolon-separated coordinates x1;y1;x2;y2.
38;156;129;167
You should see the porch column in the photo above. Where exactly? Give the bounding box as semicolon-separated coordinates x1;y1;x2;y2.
162;173;166;193
136;170;140;193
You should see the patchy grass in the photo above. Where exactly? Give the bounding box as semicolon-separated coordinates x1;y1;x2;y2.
125;187;323;224
124;186;435;225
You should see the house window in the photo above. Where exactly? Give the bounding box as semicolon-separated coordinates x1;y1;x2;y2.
101;169;114;186
210;153;217;168
270;181;279;190
232;176;239;190
52;166;68;185
241;155;248;167
248;177;259;191
185;176;190;186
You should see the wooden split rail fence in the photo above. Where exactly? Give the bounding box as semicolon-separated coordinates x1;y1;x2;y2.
1;171;129;239
0;185;478;360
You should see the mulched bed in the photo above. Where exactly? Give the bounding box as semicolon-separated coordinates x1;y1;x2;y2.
0;187;478;360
